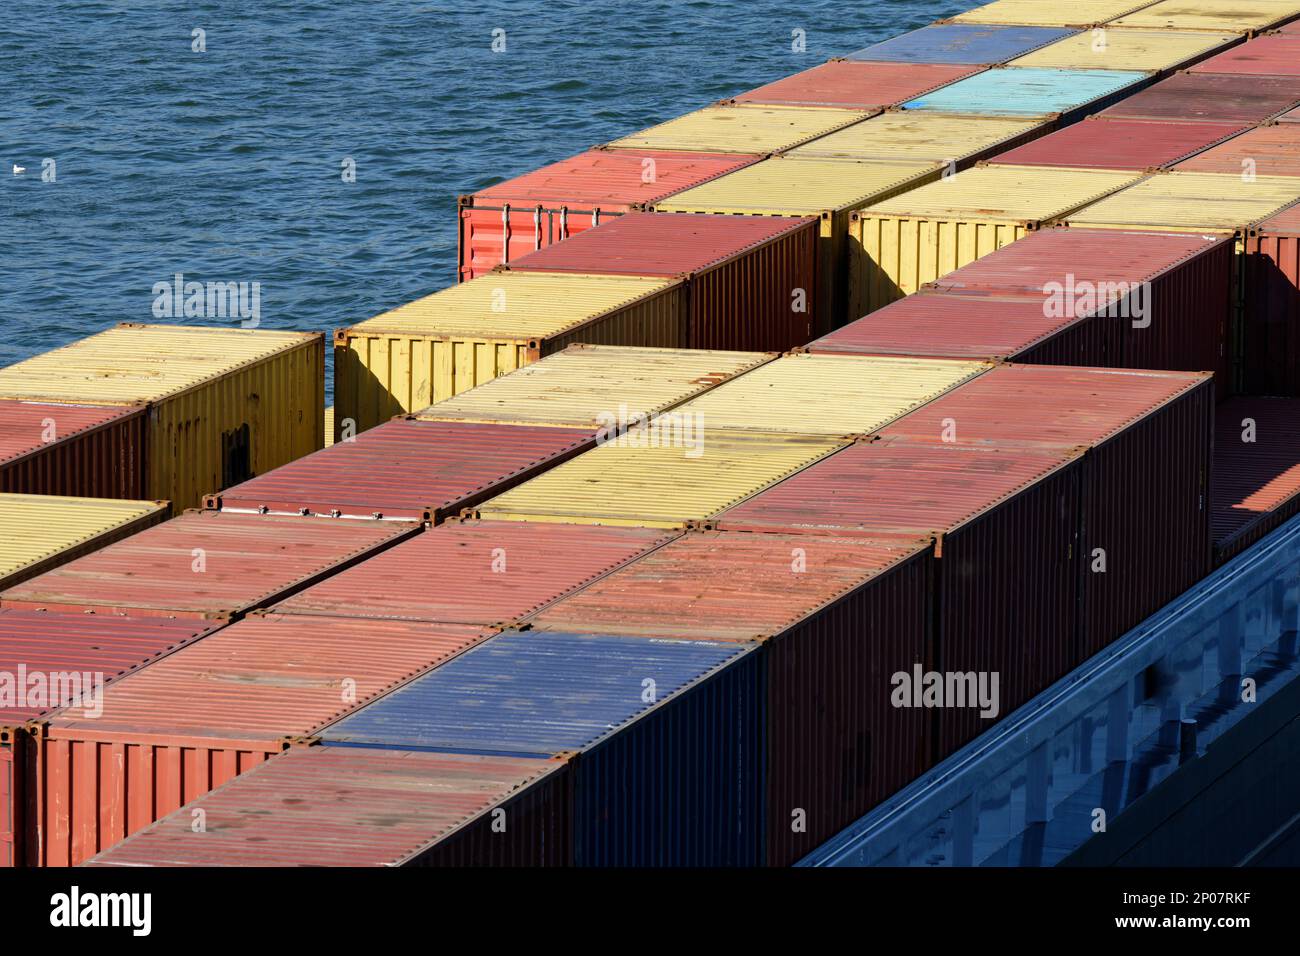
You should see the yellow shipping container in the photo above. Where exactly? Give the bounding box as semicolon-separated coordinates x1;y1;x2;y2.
0;324;323;509
335;272;687;434
1109;0;1300;33
1063;173;1300;233
950;0;1155;25
415;344;773;429
475;429;846;529
602;104;872;154
651;156;944;334
1009;29;1238;72
849;165;1145;316
324;405;335;447
0;493;168;590
783;112;1052;167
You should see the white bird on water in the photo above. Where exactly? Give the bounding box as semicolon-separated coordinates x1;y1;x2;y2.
12;164;24;175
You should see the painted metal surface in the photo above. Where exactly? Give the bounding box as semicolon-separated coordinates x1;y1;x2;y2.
1110;0;1300;33
322;630;766;866
414;344;773;428
951;0;1156;25
991;117;1246;170
1188;32;1300;74
1175;124;1300;177
87;747;572;867
901;67;1152;121
731;61;983;109
273;519;675;625
1063;172;1300;232
1212;397;1300;562
335;272;687;432
604;104;871;154
847;24;1077;64
1009;28;1238;72
783;112;1050;166
0;510;418;620
459;149;757;281
208;418;596;523
0;401;146;499
1242;202;1300;395
1100;72;1300;125
323;405;334;447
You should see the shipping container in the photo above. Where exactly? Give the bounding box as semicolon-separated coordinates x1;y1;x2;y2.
1099;72;1300;125
650;157;946;333
0;510;418;620
1109;0;1300;34
847;23;1078;64
475;429;848;529
0;494;168;592
1211;397;1300;563
1280;105;1300;123
1242;201;1300;394
1283;18;1300;32
1174;124;1300;177
502;212;820;351
949;0;1156;26
413;344;773;429
0;325;323;509
0;610;222;868
86;747;572;867
34;613;497;866
458;149;758;282
901;67;1153;122
990;116;1247;171
850;165;1144;315
783;111;1051;167
730;61;984;110
1009;29;1238;73
0;401;146;499
272;519;675;626
207;418;596;523
334;272;686;433
323;405;334;447
881;364;1214;657
320;629;765;866
1062;172;1300;233
1187;32;1300;74
526;531;934;866
603;104;871;154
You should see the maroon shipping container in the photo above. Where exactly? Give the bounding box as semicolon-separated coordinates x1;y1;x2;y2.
205;418;595;522
730;60;983;109
1099;72;1300;125
881;365;1215;660
87;747;573;867
1188;34;1300;77
458;150;759;282
274;519;676;626
0;400;146;499
502;211;819;351
1242;202;1300;395
989;117;1246;171
0;510;419;620
716;437;1084;755
1212;397;1300;563
528;530;933;867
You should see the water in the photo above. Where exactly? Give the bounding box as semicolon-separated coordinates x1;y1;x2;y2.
2;1;967;397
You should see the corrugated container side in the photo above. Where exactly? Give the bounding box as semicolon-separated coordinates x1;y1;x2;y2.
990;117;1248;171
846;23;1078;64
1242;205;1300;395
0;402;147;499
1211;397;1300;563
1099;72;1300;125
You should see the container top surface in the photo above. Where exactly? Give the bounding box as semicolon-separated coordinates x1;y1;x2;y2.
847;23;1078;64
1009;29;1239;71
1188;33;1300;75
1099;72;1300;124
783;112;1048;163
1064;172;1300;230
476;430;847;529
503;211;817;277
1110;0;1300;33
858;165;1143;223
668;353;991;436
1211;397;1300;545
732;61;984;109
1281;104;1300;122
604;105;871;154
0;510;417;619
1174;124;1300;177
49;614;497;741
319;630;756;755
471;149;757;206
990;117;1247;170
0;494;167;589
212;419;595;521
346;272;682;339
650;157;944;215
0;609;217;724
0;400;140;466
880;364;1209;447
529;530;931;640
1257;200;1300;234
902;67;1151;116
86;746;564;867
1282;18;1300;32
951;0;1156;26
415;344;772;428
273;520;676;626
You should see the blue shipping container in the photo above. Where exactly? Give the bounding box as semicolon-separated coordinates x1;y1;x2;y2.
321;630;766;866
848;23;1077;65
902;67;1153;120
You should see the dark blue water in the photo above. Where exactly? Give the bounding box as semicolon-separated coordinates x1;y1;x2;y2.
2;1;966;395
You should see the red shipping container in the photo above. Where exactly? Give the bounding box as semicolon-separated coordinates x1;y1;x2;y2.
1212;397;1300;563
502;211;819;351
1;510;419;621
1242;202;1300;395
206;418;595;522
0;400;146;499
87;747;573;867
0;610;221;867
1279;105;1300;123
458;150;759;282
989;117;1246;171
1175;124;1300;177
1099;72;1300;125
33;613;496;866
1188;34;1300;76
881;364;1215;659
730;60;984;109
528;530;933;867
274;519;676;626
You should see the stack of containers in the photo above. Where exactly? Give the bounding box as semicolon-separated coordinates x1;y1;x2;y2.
0;402;146;498
1211;396;1300;562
